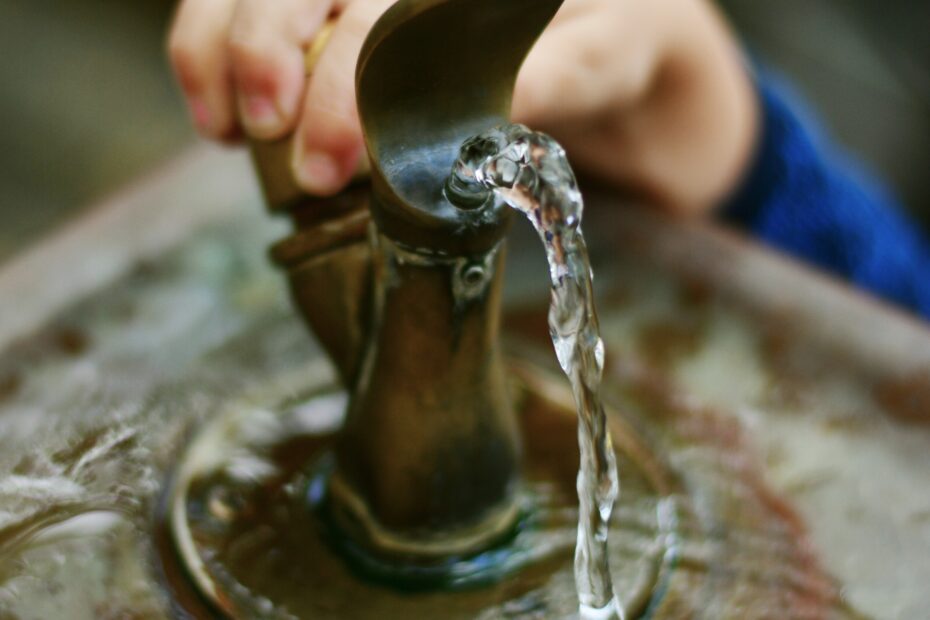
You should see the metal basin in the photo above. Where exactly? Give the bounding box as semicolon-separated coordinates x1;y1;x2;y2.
0;146;927;619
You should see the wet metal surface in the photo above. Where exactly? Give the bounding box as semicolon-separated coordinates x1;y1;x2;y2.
0;148;928;618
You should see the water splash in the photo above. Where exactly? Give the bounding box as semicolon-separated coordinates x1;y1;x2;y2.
448;124;623;619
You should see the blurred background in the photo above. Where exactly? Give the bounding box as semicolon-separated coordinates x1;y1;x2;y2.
0;0;927;263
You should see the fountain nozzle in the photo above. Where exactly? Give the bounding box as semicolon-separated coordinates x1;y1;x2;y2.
260;0;563;567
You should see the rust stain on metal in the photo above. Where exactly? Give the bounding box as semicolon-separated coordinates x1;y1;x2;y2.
874;371;930;426
635;318;707;368
54;327;90;356
0;373;20;403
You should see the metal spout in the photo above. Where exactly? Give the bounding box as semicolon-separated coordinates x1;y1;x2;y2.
257;0;563;566
329;0;562;562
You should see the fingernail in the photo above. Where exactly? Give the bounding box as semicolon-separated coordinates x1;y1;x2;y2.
190;98;211;131
242;94;279;129
296;151;340;193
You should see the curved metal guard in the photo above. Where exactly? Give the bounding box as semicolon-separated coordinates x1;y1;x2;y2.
357;0;563;255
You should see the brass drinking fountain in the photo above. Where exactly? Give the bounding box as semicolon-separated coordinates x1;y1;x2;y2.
268;0;560;563
153;1;877;618
5;0;924;616
163;0;585;612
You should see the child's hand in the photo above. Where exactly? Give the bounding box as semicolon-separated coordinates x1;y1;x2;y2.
168;0;756;213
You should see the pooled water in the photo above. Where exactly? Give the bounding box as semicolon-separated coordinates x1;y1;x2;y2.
448;124;623;619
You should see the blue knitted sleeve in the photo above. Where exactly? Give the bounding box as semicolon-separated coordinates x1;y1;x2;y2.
719;70;930;319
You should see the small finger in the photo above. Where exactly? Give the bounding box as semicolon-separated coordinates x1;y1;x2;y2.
227;0;334;139
167;0;239;139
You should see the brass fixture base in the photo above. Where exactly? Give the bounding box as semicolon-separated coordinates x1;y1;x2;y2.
159;356;675;619
325;470;522;561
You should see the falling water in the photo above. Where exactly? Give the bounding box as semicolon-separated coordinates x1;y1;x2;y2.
447;124;622;620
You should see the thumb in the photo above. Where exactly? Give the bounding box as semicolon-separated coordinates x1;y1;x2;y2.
291;0;395;196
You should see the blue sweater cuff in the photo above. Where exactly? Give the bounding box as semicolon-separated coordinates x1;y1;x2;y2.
719;69;930;319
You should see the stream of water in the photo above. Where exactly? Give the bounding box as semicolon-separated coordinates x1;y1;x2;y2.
448;124;623;620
